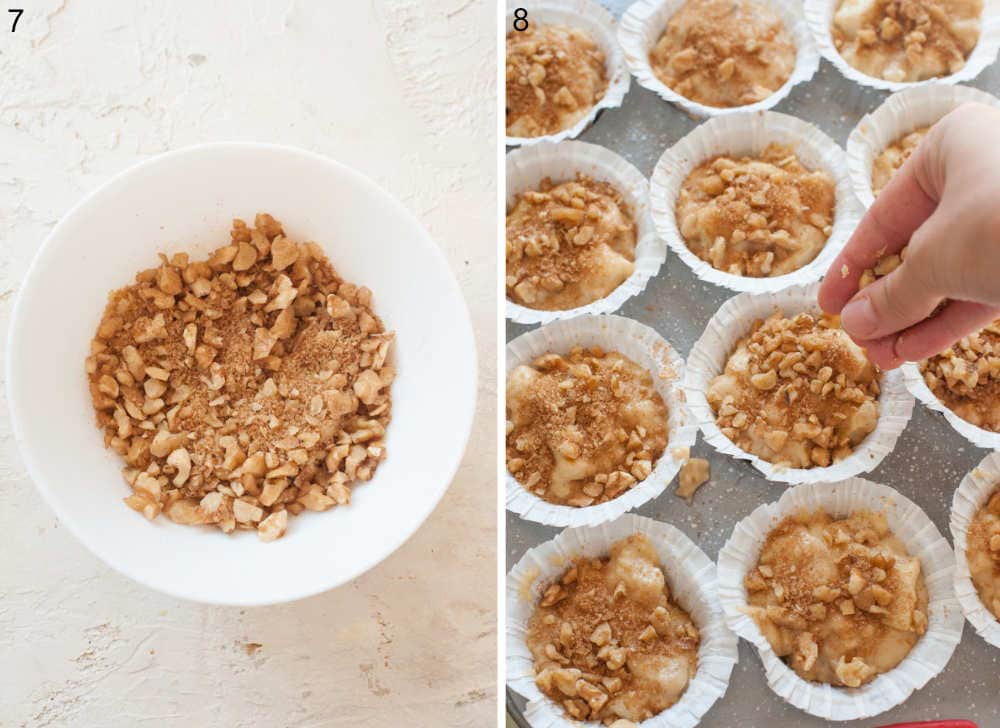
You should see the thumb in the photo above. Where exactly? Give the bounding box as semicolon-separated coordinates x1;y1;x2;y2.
840;254;942;342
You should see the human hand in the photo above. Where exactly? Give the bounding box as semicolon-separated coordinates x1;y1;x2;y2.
818;102;1000;369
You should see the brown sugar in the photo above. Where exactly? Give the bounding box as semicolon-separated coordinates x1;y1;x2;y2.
86;214;394;541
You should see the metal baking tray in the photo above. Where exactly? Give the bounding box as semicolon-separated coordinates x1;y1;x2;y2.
505;2;1000;725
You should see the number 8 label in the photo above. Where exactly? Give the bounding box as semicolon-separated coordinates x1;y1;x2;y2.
513;8;528;31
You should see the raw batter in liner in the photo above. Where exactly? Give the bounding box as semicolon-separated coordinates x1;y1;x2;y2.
745;509;929;687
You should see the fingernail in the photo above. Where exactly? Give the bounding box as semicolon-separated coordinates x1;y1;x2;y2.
841;296;876;338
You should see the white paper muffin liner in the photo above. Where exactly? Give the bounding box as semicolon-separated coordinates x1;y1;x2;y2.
618;0;820;118
847;84;1000;208
717;479;964;721
950;450;1000;648
649;111;862;294
684;283;914;484
506;141;667;324
505;0;631;147
902;362;1000;450
804;0;1000;92
505;315;697;527
508;513;739;728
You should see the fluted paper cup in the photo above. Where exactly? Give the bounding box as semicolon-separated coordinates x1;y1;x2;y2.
717;478;963;721
508;513;738;727
618;0;819;118
650;111;861;294
505;0;631;147
505;315;697;527
684;282;914;484
506;141;666;324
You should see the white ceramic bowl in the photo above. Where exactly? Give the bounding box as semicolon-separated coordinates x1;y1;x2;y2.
6;143;477;606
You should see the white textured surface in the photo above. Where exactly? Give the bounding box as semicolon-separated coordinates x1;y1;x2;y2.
0;1;496;725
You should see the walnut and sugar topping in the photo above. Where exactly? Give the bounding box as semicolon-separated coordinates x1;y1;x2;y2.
919;319;1000;432
872;128;929;195
527;534;700;723
832;0;982;83
506;175;637;311
707;312;881;469
86;214;394;542
745;509;929;687
506;347;668;508
967;485;1000;621
506;24;608;138
649;0;796;108
857;244;908;289
676;144;836;278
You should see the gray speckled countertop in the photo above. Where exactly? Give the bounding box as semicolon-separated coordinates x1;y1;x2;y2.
506;3;1000;725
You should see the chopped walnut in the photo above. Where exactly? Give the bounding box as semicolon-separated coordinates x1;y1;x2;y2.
87;214;395;542
745;509;929;687
919;319;1000;432
257;509;288;543
676;144;836;278
859;245;909;290
506;348;669;507
506;175;637;311
527;534;700;723
835;655;877;687
506;24;608;137
676;458;710;503
708;312;881;469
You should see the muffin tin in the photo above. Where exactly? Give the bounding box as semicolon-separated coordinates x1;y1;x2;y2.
506;0;1000;724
